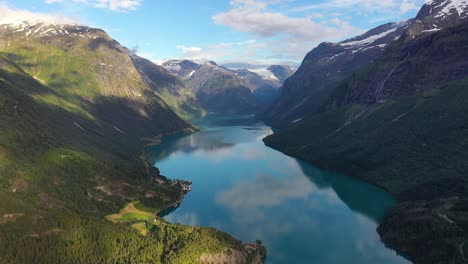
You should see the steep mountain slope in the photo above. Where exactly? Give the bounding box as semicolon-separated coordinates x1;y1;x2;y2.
0;22;191;140
0;21;265;263
323;0;468;109
163;60;263;113
262;20;412;126
131;55;204;120
264;1;468;263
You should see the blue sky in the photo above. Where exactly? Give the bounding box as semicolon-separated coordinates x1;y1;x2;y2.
2;0;428;66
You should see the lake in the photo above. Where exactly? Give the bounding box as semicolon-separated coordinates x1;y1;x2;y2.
149;115;409;264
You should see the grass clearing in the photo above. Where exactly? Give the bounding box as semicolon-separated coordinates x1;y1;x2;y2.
106;202;155;224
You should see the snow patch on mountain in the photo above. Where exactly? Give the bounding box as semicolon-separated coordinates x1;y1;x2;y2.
186;70;196;79
426;0;468;19
249;68;279;81
0;22;96;38
341;27;398;47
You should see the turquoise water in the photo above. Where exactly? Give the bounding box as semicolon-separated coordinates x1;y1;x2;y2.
149;115;409;264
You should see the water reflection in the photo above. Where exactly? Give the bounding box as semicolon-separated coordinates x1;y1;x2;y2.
149;131;235;162
150;115;409;264
298;163;396;223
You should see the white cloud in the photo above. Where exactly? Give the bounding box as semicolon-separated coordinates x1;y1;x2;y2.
289;0;425;14
158;0;428;66
175;45;204;59
174;39;262;62
400;0;420;13
213;0;358;41
0;4;76;25
200;0;366;65
45;0;143;12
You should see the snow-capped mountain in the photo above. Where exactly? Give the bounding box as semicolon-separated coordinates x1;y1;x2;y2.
161;59;263;113
424;0;467;19
161;59;294;109
264;0;468;126
245;65;294;83
320;0;468;109
162;59;212;81
263;20;412;125
0;17;192;151
0;21;100;40
405;0;468;35
0;19;203;123
339;20;412;52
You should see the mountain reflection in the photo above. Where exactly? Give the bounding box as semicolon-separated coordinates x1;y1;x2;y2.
297;162;396;223
149;131;235;162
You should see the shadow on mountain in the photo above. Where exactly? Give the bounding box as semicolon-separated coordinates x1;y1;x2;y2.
0;67;189;164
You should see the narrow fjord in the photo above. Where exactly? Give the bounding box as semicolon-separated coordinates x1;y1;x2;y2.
150;115;409;264
1;0;468;263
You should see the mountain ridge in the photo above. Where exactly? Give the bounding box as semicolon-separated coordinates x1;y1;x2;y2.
161;59;294;113
262;19;412;126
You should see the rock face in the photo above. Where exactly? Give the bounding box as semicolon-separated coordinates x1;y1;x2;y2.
263;1;468;263
162;59;293;113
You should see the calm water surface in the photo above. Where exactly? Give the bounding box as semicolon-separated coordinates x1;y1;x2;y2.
149;115;409;264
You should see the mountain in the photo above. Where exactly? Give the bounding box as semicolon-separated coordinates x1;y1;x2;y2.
162;59;262;113
263;1;468;263
238;65;294;105
320;0;468;109
163;59;206;80
262;20;413;126
266;65;294;83
0;20;265;263
234;68;280;105
131;55;205;120
0;21;190;148
162;59;293;112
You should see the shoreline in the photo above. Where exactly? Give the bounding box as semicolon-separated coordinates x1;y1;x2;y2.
262;137;466;264
155;176;190;217
141;127;267;263
141;127;197;217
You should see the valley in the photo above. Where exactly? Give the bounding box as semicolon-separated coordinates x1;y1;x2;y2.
1;0;468;263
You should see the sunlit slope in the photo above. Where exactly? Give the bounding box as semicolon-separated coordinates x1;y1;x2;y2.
0;27;262;263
